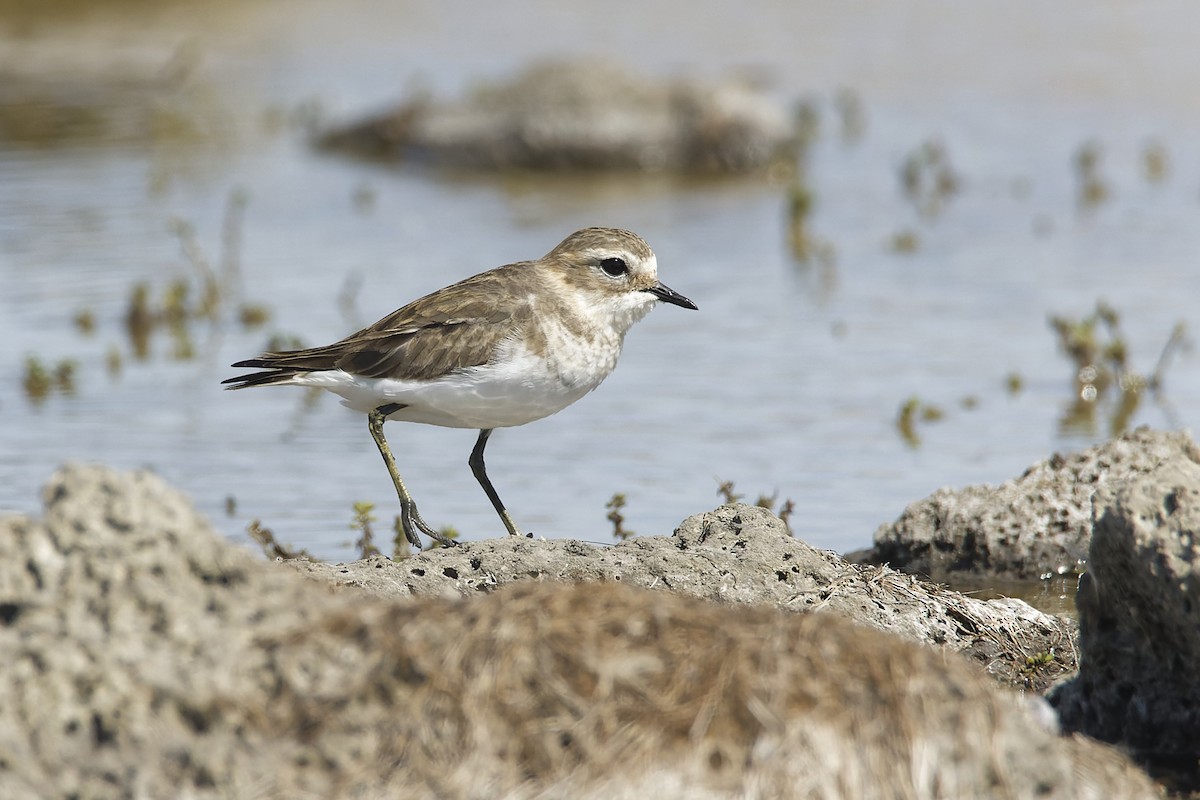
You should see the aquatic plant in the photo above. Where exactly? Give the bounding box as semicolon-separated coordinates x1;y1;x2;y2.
606;493;634;541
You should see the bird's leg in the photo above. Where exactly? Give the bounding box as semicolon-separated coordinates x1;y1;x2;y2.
469;428;522;537
367;404;457;549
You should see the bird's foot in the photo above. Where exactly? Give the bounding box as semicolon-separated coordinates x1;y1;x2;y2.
401;501;457;549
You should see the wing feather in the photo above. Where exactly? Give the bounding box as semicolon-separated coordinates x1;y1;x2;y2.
225;263;540;386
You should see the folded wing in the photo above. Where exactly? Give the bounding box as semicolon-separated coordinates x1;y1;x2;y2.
223;265;537;389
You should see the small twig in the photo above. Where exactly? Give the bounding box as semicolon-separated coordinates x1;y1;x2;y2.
716;480;743;504
337;270;365;330
606;493;634;541
1149;322;1188;394
220;187;249;300
247;519;310;560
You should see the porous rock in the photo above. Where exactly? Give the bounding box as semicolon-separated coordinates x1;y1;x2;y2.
0;464;1159;799
317;59;794;174
861;426;1200;580
1048;450;1200;767
296;504;1078;691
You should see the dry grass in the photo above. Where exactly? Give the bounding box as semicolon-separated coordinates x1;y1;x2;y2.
251;581;1153;799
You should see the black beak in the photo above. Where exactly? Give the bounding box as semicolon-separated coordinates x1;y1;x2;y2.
645;282;698;310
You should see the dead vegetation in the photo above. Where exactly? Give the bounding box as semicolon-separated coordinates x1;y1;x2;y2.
247;519;310;560
1050;301;1187;436
1;463;1165;799
257;580;1146;799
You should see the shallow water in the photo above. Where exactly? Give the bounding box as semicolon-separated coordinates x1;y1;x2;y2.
948;576;1080;621
3;1;1200;578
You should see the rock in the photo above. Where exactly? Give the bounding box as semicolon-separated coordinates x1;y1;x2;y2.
317;59;794;174
0;464;348;799
1048;450;1200;775
0;51;238;149
860;427;1200;580
294;503;1078;691
0;464;1158;799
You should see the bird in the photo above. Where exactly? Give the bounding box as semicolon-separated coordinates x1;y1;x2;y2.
223;227;697;549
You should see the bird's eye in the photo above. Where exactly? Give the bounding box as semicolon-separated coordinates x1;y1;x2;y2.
600;257;628;277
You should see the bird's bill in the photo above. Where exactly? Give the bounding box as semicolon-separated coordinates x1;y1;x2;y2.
645;282;698;310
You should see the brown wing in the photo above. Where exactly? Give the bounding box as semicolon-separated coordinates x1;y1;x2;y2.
225;263;539;387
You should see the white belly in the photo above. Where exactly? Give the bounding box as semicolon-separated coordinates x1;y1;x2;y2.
295;332;623;429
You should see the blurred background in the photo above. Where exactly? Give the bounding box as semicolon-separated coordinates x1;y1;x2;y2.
2;0;1198;560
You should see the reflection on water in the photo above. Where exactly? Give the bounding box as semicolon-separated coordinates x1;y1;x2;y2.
948;576;1080;620
3;0;1200;564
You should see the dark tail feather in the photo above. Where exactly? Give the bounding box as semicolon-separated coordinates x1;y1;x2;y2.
225;347;345;389
230;357;277;369
221;369;303;390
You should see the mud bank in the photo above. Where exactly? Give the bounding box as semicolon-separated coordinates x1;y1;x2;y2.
5;428;1197;797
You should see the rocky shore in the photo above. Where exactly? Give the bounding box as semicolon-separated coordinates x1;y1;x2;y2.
317;59;794;174
857;426;1198;581
2;427;1195;798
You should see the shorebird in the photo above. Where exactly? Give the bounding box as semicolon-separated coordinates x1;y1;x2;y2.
223;227;697;548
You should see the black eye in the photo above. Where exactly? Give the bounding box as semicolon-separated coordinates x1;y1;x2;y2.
600;257;628;277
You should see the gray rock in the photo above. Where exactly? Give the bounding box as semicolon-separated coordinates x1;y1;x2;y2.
861;427;1200;580
317;59;794;174
0;464;1158;799
1048;450;1200;768
295;503;1078;691
0;464;347;800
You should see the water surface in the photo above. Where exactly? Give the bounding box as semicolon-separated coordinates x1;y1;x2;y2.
2;1;1198;577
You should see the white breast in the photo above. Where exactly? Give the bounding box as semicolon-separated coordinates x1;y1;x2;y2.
296;283;659;430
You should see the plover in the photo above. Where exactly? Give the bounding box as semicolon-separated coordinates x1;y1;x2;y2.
223;227;697;548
